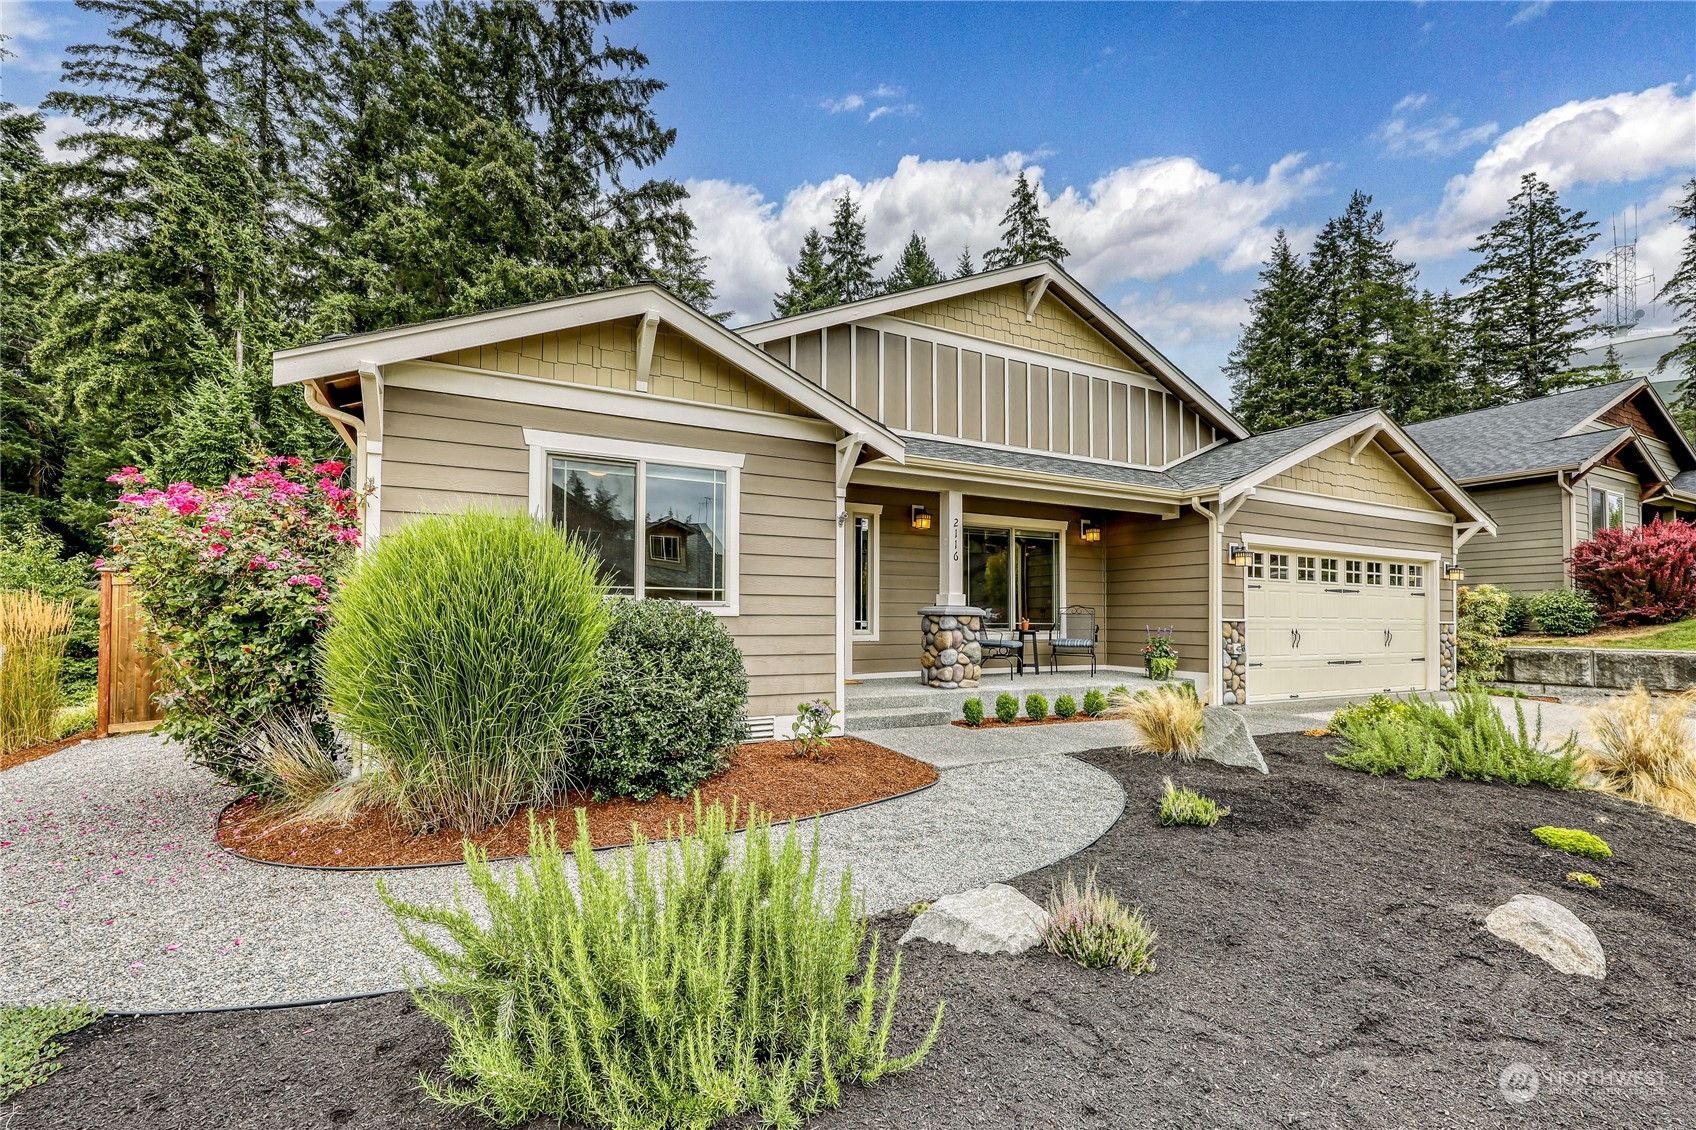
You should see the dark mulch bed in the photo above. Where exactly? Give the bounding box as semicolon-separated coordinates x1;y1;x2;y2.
0;730;96;772
215;737;937;867
11;733;1696;1129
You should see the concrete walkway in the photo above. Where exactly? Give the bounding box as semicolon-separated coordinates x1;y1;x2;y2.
0;731;1124;1012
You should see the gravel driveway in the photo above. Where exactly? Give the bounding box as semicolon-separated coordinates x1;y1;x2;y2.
0;733;1123;1012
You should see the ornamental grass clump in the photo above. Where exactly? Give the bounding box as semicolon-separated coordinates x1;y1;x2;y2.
1580;686;1696;823
1532;825;1613;859
1158;777;1230;827
1109;684;1204;758
238;710;380;825
1040;870;1157;974
1328;686;1578;789
321;511;609;835
0;592;73;755
381;801;944;1129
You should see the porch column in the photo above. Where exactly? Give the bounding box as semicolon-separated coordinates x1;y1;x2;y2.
936;489;967;605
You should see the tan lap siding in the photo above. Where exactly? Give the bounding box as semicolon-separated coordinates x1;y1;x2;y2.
381;386;836;719
1458;480;1568;592
1104;511;1210;670
1223;499;1456;621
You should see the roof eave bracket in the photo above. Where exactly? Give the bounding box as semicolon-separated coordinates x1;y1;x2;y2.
1023;276;1050;323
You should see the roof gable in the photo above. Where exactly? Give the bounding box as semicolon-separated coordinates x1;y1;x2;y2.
1266;437;1446;513
886;284;1145;374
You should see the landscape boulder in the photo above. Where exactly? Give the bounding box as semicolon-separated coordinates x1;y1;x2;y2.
1484;894;1606;979
1199;706;1267;774
899;883;1049;955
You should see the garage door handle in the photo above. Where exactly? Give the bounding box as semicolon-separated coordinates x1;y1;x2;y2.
1384;629;1393;647
1326;659;1362;666
1325;587;1360;594
1291;628;1301;648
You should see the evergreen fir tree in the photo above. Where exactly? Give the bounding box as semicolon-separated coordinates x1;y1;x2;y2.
1224;231;1314;432
883;232;944;293
1653;178;1696;438
1461;172;1602;401
982;171;1068;270
822;192;881;303
772;228;834;316
954;247;976;278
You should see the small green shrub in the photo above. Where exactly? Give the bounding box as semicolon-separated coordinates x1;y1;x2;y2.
1529;588;1598;636
961;698;984;727
1329;693;1413;736
1024;693;1049;721
1457;584;1511;682
1;1003;98;1100
322;510;610;834
1158;777;1230;827
1501;589;1532;636
995;692;1018;724
381;803;944;1128
1148;655;1178;680
1328;686;1578;788
1083;688;1107;717
1566;870;1602;889
50;701;97;741
580;599;748;799
1040;870;1158;973
1111;684;1130;697
1532;825;1612;859
1054;694;1078;720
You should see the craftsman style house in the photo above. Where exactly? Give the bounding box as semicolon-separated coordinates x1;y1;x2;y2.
1407;378;1696;593
273;261;1493;731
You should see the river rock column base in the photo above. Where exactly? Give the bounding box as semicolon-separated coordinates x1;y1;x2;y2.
1440;622;1457;690
1221;619;1248;705
919;606;984;689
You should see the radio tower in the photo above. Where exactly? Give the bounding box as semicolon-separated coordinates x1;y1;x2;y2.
1601;206;1655;336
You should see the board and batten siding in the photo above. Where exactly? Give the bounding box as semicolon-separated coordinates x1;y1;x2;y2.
1223;498;1456;622
380;386;837;719
1457;480;1569;592
1104;511;1211;674
757;304;1222;469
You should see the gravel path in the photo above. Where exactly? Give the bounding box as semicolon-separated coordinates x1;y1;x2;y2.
0;735;1123;1012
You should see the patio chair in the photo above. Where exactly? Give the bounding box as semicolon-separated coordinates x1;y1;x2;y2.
1048;605;1099;677
979;633;1024;679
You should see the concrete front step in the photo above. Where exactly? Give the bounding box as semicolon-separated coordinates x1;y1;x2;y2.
845;706;955;732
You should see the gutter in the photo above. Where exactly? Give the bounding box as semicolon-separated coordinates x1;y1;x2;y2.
302;381;363;450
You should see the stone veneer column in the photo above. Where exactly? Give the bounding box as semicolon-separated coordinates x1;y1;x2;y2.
919;605;984;688
1220;620;1247;704
1439;622;1457;690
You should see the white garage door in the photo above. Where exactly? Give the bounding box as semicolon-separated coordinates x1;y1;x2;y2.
1244;551;1431;700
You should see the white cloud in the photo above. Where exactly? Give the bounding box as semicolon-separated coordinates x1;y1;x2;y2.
1631;177;1695;327
1373;93;1498;158
684;151;1328;323
1399;83;1696;260
866;103;917;122
819;84;918;124
1509;1;1552;25
1115;291;1250;348
820;93;864;114
2;0;66;73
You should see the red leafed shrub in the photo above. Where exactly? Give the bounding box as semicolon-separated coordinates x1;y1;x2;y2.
1568;517;1696;627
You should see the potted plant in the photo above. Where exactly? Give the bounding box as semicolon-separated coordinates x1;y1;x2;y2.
1143;628;1178;681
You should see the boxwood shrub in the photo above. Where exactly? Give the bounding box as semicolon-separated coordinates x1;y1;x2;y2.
578;598;748;801
1024;693;1049;721
1054;694;1078;720
961;697;984;726
1083;688;1108;717
1528;589;1598;637
995;692;1019;724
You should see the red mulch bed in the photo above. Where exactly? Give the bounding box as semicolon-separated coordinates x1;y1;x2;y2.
216;737;937;868
952;714;1111;729
0;730;96;772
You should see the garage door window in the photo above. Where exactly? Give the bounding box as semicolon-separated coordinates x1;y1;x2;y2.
1268;554;1289;580
1297;555;1317;582
1408;564;1424;589
1389;563;1405;587
1320;558;1339;583
1345;560;1363;585
1366;562;1383;585
1248;552;1265;579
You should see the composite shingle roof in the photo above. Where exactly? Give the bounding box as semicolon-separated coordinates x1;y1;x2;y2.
1403;379;1638;482
901;437;1183;491
1162;409;1380;490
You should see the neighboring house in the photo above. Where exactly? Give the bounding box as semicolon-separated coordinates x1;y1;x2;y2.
272;261;1493;730
1406;378;1696;594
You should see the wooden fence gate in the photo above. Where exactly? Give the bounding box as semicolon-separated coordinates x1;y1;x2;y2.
97;571;162;736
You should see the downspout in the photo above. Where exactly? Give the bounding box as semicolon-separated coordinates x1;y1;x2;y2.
303;380;377;549
1189;495;1222;707
1557;470;1576;589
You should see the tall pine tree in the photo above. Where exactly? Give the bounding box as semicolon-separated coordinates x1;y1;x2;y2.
982;171;1068;270
772;228;834;316
954;247;976;278
1654;178;1696;438
1225;231;1313;432
883;232;944;293
822;192;881;303
1461;172;1602;401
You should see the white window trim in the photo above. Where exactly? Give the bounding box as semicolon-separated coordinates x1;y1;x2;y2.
523;428;744;616
848;502;882;641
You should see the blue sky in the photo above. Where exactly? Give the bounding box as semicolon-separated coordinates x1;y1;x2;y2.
5;1;1694;400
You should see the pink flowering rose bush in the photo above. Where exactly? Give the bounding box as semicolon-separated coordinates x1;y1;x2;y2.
103;455;363;786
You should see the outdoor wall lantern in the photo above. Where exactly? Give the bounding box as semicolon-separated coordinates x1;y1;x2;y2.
1079;518;1101;542
1227;543;1253;568
910;505;932;530
1443;561;1465;581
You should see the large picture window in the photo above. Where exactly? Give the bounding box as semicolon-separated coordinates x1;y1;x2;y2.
966;522;1062;629
527;430;742;612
